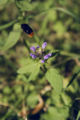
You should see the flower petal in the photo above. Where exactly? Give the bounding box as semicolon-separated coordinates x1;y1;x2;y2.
30;53;37;59
30;46;36;52
44;53;52;60
41;60;45;63
47;53;52;57
42;42;47;49
44;55;49;60
36;45;40;49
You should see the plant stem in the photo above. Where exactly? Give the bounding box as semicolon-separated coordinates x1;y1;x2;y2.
0;19;18;31
53;49;80;59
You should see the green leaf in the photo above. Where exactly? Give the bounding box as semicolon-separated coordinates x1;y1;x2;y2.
13;85;22;94
2;24;21;51
3;31;20;50
18;60;40;81
46;68;63;93
18;58;33;67
76;111;80;120
41;107;69;120
53;21;66;36
28;63;40;81
3;86;11;94
27;93;38;109
67;70;80;88
16;0;37;11
18;61;38;74
0;0;8;6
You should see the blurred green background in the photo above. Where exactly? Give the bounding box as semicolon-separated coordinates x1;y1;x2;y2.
0;0;80;120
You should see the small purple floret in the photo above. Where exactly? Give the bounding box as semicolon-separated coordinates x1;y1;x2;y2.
30;53;37;59
30;46;36;52
44;53;52;60
42;42;47;49
44;55;49;60
36;45;40;49
41;60;45;63
47;53;52;57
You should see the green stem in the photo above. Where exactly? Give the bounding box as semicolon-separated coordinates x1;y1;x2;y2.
53;7;77;20
33;33;40;44
0;15;24;31
34;7;78;21
53;49;80;58
60;51;80;58
24;40;30;52
0;19;18;31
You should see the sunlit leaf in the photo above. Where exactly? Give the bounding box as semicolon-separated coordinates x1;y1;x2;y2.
41;107;69;120
28;63;40;81
2;24;21;51
46;68;63;93
16;0;37;11
76;111;80;120
27;93;38;108
18;60;40;81
0;0;8;6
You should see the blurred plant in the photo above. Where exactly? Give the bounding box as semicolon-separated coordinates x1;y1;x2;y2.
0;0;80;120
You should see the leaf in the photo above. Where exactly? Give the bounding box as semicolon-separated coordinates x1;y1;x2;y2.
3;31;20;50
0;0;8;6
41;107;69;120
67;70;80;88
18;61;38;74
27;93;38;108
76;111;80;120
18;58;33;67
16;0;37;11
3;86;11;94
13;85;22;94
46;68;63;93
28;63;40;81
18;60;40;81
54;21;66;36
2;24;21;51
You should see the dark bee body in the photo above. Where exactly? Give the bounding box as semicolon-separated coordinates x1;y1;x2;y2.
21;24;34;37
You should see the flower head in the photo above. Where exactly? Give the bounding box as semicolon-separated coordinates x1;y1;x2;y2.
30;42;52;63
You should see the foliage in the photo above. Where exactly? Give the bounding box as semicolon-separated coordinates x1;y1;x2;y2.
45;68;63;93
0;0;80;120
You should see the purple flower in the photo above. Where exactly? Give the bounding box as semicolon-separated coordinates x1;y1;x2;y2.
44;53;52;60
30;53;37;59
30;42;52;63
36;45;40;49
30;46;36;52
47;53;52;57
42;42;47;49
41;60;45;63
